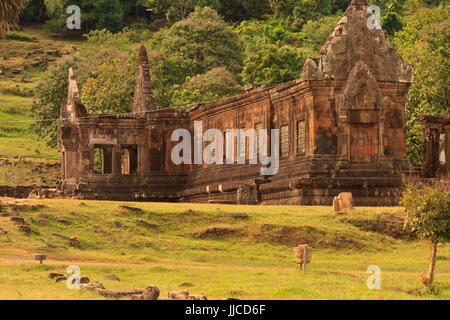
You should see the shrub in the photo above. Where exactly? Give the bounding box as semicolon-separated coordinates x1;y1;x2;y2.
401;182;450;287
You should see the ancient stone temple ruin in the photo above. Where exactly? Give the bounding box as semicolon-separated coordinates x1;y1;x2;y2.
58;0;420;205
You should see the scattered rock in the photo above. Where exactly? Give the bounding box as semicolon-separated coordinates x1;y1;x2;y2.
80;277;90;284
104;274;120;281
169;290;189;300
10;216;25;225
99;289;144;299
81;281;104;292
37;219;49;225
0;212;10;217
49;273;65;279
68;238;81;248
0;228;7;235
18;225;31;234
142;284;160;300
113;221;123;228
188;295;207;300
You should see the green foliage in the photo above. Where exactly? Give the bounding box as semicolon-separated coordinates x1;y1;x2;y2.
19;0;48;24
238;14;340;85
172;67;242;108
382;11;403;37
241;43;308;84
393;6;450;163
149;6;244;108
217;0;271;22
81;56;137;115
32;28;144;146
44;0;124;34
5;31;36;41
401;183;449;244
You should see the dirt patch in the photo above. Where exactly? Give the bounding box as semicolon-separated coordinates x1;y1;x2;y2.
340;214;416;240
195;227;238;239
252;224;363;249
253;224;325;247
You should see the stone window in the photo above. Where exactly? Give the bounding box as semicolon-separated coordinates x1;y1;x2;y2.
93;145;113;174
280;125;289;158
121;145;138;175
297;120;306;155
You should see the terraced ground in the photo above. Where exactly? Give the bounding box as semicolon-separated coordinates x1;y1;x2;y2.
0;198;448;300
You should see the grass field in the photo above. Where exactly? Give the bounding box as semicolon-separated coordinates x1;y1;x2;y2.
0;198;448;300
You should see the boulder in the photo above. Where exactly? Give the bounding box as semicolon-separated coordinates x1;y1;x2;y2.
333;192;354;213
169;290;189;300
188;295;207;300
142;284;160;300
99;289;144;299
81;281;104;292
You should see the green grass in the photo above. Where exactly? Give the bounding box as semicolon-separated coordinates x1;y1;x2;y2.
0;26;79;185
0;198;448;300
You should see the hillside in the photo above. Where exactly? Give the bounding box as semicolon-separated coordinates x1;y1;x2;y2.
0;26;81;186
0;198;448;300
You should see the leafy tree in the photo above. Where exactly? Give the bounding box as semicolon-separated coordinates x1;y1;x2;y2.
0;0;24;38
81;56;137;115
242;43;309;84
32;29;144;146
19;0;48;24
149;6;244;108
44;0;124;34
401;183;449;288
382;11;403;37
217;0;271;22
393;6;449;163
172;67;242;108
142;0;219;23
300;14;342;52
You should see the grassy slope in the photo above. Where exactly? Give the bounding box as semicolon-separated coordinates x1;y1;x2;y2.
0;198;448;300
0;26;82;186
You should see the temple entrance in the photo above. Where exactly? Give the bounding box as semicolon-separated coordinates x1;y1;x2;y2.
350;123;378;162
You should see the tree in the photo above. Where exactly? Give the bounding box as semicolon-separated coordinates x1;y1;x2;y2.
44;0;124;34
81;56;138;115
172;67;242;108
149;6;244;108
241;43;309;84
393;6;449;163
32;29;143;146
401;183;449;288
0;0;24;38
